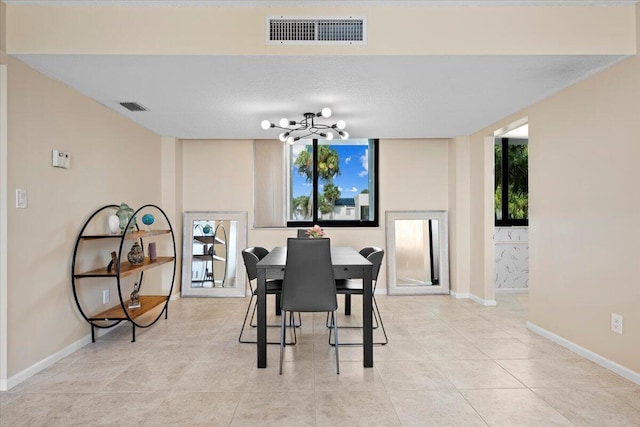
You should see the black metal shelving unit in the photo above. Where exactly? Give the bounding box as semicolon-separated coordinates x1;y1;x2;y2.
71;204;176;342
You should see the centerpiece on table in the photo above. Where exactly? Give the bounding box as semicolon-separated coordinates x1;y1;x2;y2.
306;224;326;238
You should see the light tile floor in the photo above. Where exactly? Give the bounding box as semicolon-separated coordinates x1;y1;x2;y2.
1;293;639;426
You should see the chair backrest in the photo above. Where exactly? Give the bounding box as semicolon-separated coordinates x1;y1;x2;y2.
296;229;309;238
281;238;337;313
364;248;385;282
359;246;379;258
242;246;270;281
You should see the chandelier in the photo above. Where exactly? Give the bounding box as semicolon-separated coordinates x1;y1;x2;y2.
261;107;348;144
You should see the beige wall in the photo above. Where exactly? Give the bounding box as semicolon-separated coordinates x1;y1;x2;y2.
6;56;162;378
448;136;471;295
180;138;450;292
5;4;636;55
527;52;640;373
467;4;640;372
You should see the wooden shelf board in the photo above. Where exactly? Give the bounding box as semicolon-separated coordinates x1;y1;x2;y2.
75;256;174;278
192;255;226;262
80;229;171;240
193;236;225;245
91;295;168;321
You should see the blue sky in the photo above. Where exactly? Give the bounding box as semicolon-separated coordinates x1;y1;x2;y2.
291;141;369;200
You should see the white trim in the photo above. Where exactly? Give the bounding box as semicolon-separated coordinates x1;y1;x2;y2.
450;290;497;306
170;293;180;301
470;293;497;306
0;65;8;392
450;290;470;299
2;323;127;390
527;321;640;386
494;287;528;293
4;335;91;390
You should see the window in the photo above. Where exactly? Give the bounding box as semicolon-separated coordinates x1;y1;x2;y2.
495;137;528;226
288;138;378;227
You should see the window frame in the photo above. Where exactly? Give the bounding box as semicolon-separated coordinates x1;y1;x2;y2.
287;138;379;228
495;137;528;227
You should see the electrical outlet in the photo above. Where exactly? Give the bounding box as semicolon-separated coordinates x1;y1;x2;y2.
102;289;110;305
611;313;623;334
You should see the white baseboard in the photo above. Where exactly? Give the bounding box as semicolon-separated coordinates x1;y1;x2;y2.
2;322;127;391
527;321;640;386
450;290;497;306
4;333;91;391
495;288;529;294
470;294;497;306
450;290;470;299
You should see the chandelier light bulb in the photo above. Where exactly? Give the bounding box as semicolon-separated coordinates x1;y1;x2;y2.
340;131;349;140
261;120;272;130
286;136;296;145
326;132;334;141
336;120;346;130
279;118;289;127
321;107;332;118
279;132;288;142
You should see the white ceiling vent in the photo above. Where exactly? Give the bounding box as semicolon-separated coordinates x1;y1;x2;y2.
267;16;367;45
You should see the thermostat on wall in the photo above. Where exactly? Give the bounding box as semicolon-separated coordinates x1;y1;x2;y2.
52;149;71;169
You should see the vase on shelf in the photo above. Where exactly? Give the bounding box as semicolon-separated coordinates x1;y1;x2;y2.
116;202;136;234
108;215;120;234
127;242;144;265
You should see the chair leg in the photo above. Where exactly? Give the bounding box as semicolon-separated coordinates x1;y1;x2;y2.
328;295;388;346
279;310;286;375
327;296;379;330
332;311;340;375
372;295;388;345
240;295;297;345
252;302;302;328
238;293;256;343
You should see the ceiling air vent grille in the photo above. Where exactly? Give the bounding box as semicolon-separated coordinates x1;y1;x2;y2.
119;102;148;112
267;16;367;45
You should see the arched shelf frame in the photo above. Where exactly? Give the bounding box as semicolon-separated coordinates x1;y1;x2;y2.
71;204;176;342
213;222;228;287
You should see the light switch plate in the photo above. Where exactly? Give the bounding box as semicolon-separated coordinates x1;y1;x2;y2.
16;189;27;208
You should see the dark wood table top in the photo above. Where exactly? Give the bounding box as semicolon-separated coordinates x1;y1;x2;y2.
257;246;372;269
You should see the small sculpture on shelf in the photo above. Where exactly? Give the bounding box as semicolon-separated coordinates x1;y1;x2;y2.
127;242;144;265
116;202;136;234
106;251;118;272
129;282;141;309
141;213;155;231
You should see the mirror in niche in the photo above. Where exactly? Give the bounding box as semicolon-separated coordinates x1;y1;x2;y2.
181;211;247;297
386;210;450;295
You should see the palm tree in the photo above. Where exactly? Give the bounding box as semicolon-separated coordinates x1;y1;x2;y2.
294;145;341;217
322;182;341;219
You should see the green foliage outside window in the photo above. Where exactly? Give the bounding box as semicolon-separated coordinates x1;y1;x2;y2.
495;140;528;224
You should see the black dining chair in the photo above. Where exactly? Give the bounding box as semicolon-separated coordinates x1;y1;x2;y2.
328;247;388;346
280;238;340;374
296;229;309;238
238;247;299;345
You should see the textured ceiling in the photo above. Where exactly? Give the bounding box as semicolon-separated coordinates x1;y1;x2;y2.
8;0;634;139
15;53;625;139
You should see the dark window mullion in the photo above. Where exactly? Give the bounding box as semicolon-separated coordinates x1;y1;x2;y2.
312;139;319;224
501;138;509;223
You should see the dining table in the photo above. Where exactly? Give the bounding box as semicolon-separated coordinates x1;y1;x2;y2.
255;245;374;368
